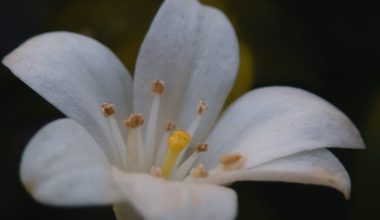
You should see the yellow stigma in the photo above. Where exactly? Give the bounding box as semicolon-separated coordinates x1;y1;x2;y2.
167;130;191;151
161;130;191;178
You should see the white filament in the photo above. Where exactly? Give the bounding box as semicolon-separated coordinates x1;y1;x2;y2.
126;127;144;172
187;114;202;137
107;116;128;170
155;130;171;166
172;151;199;180
144;94;160;171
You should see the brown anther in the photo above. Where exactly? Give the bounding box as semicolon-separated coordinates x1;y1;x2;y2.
190;163;209;179
219;153;244;171
164;121;176;131
101;103;116;117
151;80;165;94
197;100;208;114
195;143;208;153
124;113;144;128
150;166;162;178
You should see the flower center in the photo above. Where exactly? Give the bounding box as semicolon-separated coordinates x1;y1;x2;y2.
101;80;243;180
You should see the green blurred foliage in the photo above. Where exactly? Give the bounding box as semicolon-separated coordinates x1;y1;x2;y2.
350;91;380;220
47;0;161;72
225;41;255;106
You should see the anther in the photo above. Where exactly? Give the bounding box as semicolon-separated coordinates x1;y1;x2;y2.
124;113;144;128
219;153;244;171
101;103;116;117
195;143;208;153
190;163;209;179
197;100;208;114
150;166;162;177
151;80;165;94
165;121;176;131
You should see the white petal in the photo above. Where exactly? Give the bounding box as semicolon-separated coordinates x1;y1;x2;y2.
200;86;364;169
196;149;351;199
3;32;133;164
134;0;238;143
20;119;121;206
112;169;237;220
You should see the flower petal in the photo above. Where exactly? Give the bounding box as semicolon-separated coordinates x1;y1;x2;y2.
134;0;238;143
200;86;364;169
112;169;237;220
2;32;132;164
20;119;121;206
196;149;351;199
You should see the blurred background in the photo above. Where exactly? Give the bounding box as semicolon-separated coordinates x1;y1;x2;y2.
0;0;379;219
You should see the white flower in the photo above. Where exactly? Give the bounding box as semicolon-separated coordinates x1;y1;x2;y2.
2;0;364;219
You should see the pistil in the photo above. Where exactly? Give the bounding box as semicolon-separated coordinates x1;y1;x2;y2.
160;130;191;178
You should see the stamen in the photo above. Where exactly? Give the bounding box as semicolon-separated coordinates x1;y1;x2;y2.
190;163;209;179
155;120;176;166
188;100;208;136
150;166;162;177
160;130;191;178
219;153;244;171
124;113;145;171
144;80;165;171
172;143;208;180
101;103;127;169
175;101;208;168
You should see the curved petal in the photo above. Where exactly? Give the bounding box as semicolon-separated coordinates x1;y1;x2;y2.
194;149;351;199
134;0;239;143
200;86;365;169
3;32;133;165
20;119;122;206
112;169;237;220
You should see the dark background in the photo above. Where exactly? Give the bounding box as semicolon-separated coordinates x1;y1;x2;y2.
1;0;379;219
